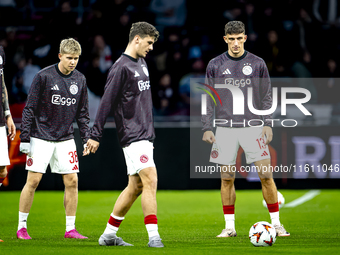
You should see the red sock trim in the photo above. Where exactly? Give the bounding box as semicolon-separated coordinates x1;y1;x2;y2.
0;178;5;184
108;216;123;228
223;205;234;214
267;202;279;213
144;214;157;225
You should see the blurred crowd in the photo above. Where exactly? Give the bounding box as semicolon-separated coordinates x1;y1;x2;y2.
1;0;340;119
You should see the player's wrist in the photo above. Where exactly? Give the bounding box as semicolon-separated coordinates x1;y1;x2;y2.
90;136;100;142
4;110;11;118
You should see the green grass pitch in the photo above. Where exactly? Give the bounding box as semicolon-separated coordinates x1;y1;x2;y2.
1;190;340;254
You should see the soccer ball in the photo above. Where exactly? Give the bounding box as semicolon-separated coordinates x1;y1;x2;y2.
262;191;285;208
249;221;276;247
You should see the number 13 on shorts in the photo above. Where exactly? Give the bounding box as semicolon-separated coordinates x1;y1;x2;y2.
256;138;267;149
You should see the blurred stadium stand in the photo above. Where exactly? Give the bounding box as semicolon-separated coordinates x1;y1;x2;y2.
1;0;340;190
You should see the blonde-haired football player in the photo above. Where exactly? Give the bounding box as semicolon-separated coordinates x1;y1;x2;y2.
18;38;90;240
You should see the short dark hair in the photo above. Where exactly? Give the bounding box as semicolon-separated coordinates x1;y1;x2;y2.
129;22;160;43
224;21;245;35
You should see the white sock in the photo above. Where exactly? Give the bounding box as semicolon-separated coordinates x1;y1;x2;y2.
18;211;29;230
270;212;280;226
0;183;2;187
103;223;119;235
66;216;76;232
103;214;124;236
224;214;235;229
146;224;160;239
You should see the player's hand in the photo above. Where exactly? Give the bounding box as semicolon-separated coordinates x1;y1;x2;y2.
262;126;273;145
83;144;90;156
202;131;216;144
6;115;16;141
19;142;30;155
87;139;100;154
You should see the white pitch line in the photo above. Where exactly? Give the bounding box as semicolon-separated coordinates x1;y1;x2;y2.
284;190;321;208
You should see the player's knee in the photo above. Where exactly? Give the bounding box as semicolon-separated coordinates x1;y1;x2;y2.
135;183;143;196
221;171;235;183
143;176;158;191
127;181;143;196
258;170;273;180
150;178;158;190
0;166;7;178
64;175;78;188
27;178;41;190
260;177;274;186
221;178;235;186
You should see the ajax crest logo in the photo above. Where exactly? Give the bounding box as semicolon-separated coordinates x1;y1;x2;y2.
242;63;252;75
70;82;78;95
